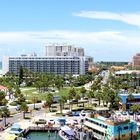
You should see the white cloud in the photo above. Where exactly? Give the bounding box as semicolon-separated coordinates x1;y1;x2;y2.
73;11;140;28
0;31;126;44
0;30;140;61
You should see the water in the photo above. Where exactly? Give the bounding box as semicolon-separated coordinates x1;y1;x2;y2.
26;132;63;140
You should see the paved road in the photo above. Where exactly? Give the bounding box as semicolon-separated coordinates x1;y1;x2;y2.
101;70;109;85
84;70;110;91
8;102;44;113
0;108;45;127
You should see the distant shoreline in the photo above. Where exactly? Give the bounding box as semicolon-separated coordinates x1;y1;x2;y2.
0;62;2;72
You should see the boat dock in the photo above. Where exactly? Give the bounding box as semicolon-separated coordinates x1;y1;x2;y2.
24;126;60;135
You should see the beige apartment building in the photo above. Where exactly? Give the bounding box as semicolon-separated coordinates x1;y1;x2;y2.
132;53;140;67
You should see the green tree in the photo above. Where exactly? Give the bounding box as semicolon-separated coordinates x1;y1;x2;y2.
68;88;77;110
68;88;77;98
14;87;21;98
55;76;64;90
127;93;134;101
17;94;25;104
0;91;7;106
130;104;140;120
95;91;102;106
91;84;97;92
0;106;10;127
46;93;54;112
61;95;67;109
20;102;29;119
80;87;86;98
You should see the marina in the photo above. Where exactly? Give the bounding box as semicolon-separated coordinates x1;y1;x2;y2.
25;132;62;140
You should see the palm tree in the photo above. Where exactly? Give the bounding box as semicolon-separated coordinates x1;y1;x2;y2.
68;88;77;110
46;93;54;112
17;94;26;104
32;96;38;110
91;83;98;92
80;87;86;98
0;106;10;127
108;89;118;108
55;76;64;90
87;91;95;106
75;93;80;106
20;102;29;119
127;93;134;101
68;87;77;97
130;104;140;120
58;96;66;114
34;81;42;93
95;91;102;106
14;87;21;98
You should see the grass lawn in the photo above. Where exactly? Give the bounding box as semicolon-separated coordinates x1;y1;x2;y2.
21;87;81;101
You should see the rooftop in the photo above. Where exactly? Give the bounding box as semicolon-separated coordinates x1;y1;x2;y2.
115;70;140;75
90;114;130;126
0;85;8;90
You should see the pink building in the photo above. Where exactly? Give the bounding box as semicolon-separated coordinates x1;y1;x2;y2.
0;85;8;92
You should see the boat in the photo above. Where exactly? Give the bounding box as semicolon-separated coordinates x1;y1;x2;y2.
59;125;76;140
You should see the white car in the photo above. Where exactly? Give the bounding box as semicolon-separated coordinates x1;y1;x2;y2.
115;111;122;116
121;111;129;116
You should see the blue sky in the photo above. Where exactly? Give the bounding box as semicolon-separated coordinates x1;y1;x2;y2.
1;0;140;61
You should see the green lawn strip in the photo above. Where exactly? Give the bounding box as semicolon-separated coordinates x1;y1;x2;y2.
21;87;81;101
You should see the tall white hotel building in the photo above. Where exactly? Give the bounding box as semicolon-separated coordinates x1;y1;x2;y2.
3;45;93;75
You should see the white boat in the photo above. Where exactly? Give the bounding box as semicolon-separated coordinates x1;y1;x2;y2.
59;125;76;140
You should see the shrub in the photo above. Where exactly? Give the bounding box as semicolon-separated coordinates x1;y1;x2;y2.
9;101;17;106
26;100;32;104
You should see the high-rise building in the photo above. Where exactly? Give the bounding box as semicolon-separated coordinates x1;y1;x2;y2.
45;44;84;57
3;55;88;75
132;53;140;67
3;45;93;75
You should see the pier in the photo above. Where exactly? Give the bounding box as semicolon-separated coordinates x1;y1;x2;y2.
24;126;59;135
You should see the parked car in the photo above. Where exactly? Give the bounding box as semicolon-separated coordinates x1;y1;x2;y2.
48;119;55;125
73;111;80;116
121;111;129;116
128;110;134;115
16;104;20;111
69;99;78;103
136;112;140;115
84;97;88;100
67;111;73;117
